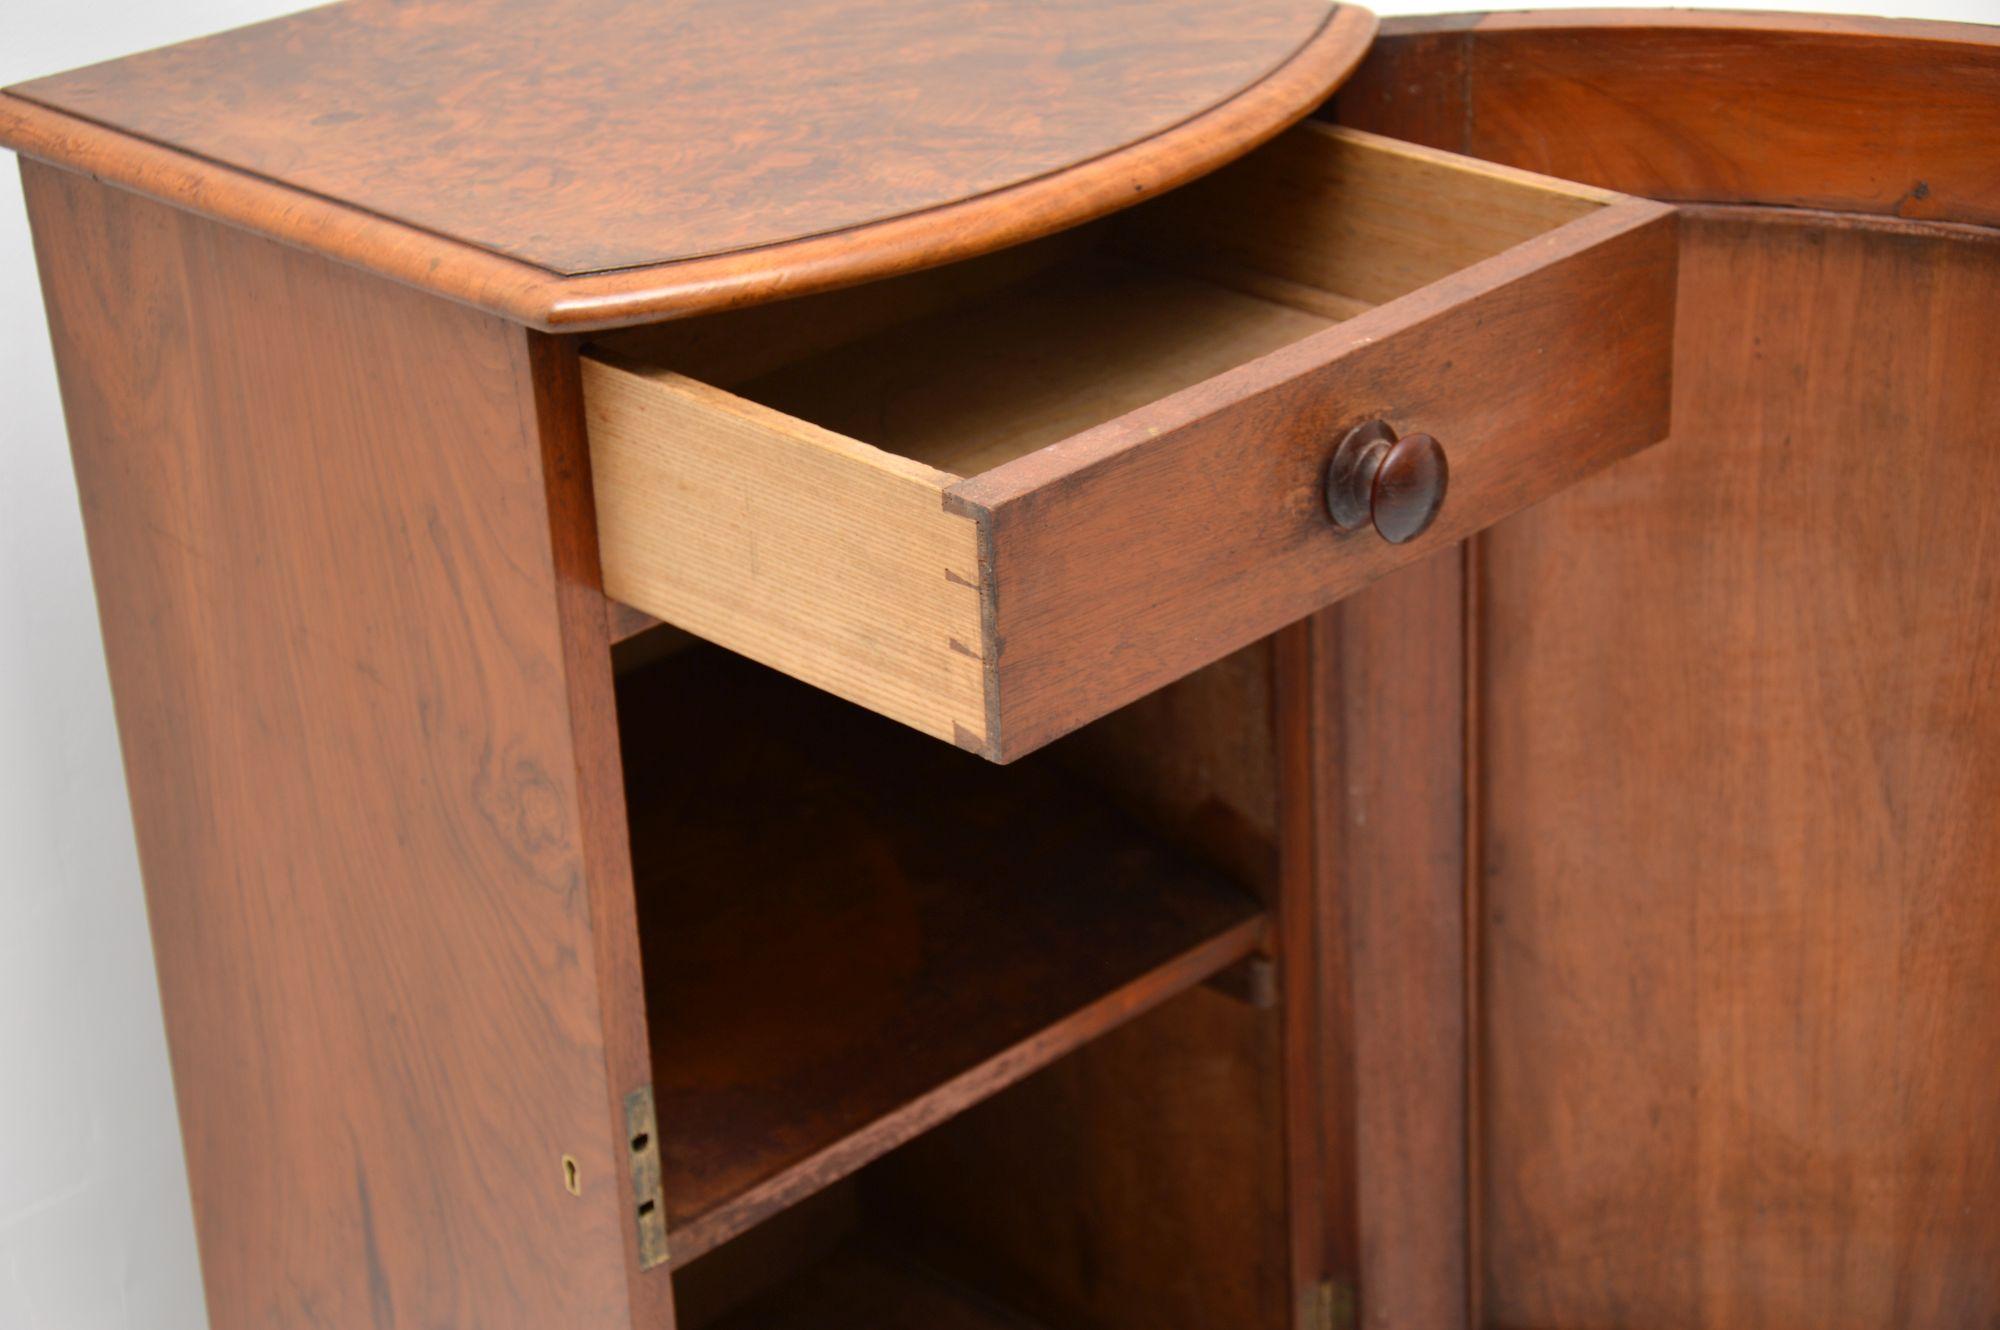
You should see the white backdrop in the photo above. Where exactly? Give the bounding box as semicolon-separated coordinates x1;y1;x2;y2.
0;0;1993;1324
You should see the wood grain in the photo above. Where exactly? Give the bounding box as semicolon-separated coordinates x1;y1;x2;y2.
1474;208;2000;1330
13;0;1336;274
619;646;1265;1267
0;2;1375;330
1333;11;2000;226
22;161;657;1329
582;358;986;749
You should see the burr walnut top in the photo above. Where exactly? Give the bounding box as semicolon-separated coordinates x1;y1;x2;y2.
1;0;1374;327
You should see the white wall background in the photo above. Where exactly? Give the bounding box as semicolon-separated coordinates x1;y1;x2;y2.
0;0;1992;1324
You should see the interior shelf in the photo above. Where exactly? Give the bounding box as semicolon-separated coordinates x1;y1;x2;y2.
619;646;1266;1266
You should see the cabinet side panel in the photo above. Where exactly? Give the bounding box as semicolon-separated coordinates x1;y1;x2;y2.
1478;214;2000;1327
23;163;641;1329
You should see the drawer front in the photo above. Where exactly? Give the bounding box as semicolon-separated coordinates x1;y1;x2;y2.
952;200;1676;757
586;129;1676;761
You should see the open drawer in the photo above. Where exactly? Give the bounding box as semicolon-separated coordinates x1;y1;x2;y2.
584;124;1675;760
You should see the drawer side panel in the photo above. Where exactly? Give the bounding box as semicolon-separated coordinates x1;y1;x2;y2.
585;362;987;749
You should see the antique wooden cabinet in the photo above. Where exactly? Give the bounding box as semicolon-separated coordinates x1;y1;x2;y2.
2;3;1994;1327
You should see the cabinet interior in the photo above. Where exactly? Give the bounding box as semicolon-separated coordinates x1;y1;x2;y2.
616;636;1292;1329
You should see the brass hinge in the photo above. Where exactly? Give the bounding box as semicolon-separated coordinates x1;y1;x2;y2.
1312;1279;1357;1330
623;1086;669;1270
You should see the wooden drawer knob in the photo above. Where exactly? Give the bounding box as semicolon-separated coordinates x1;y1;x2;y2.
1324;420;1449;544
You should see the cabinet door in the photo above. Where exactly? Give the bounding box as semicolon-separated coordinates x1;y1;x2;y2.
1326;15;2000;1330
